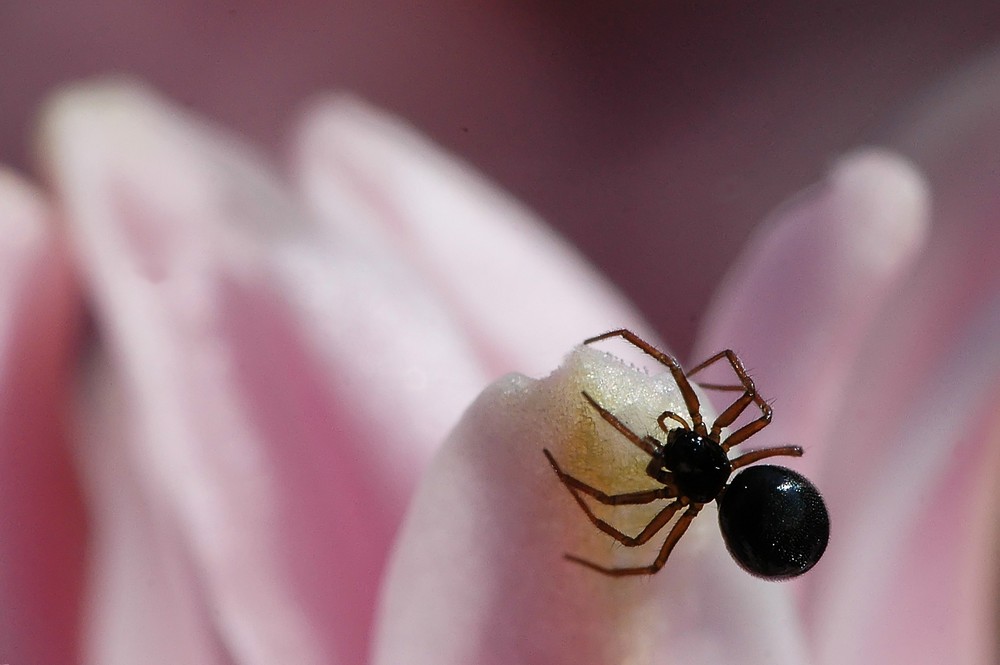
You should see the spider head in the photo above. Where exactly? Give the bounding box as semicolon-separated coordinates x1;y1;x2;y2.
659;429;732;503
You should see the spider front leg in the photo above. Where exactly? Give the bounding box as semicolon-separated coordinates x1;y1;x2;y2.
585;329;708;435
566;504;702;576
687;349;772;449
581;391;664;458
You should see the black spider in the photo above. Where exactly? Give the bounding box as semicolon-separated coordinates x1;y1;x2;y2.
544;329;829;579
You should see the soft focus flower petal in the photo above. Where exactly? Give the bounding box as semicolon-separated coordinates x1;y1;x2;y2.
805;52;1000;665
375;346;807;665
38;79;655;665
293;95;647;378
694;66;1000;662
74;356;233;665
0;171;85;664
692;147;943;662
41;80;343;665
694;150;930;480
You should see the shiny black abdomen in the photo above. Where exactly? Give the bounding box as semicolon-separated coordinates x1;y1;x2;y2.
718;465;830;579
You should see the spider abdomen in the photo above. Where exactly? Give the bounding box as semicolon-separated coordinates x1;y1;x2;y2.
718;465;829;579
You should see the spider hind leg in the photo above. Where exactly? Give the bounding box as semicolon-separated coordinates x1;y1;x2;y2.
565;504;701;577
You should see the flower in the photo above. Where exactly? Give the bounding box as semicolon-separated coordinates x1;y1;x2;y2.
1;67;997;665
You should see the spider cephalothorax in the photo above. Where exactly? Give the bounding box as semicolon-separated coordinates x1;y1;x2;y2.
656;428;732;503
544;329;829;579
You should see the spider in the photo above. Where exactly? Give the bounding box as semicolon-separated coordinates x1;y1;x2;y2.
543;329;829;579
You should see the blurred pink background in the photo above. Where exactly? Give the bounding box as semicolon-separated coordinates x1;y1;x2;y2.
3;1;999;355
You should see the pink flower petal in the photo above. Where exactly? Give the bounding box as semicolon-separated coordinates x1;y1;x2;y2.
375;347;807;665
694;149;930;480
697;54;1000;664
75;358;231;665
294;97;808;663
809;246;999;665
806;52;1000;665
42;80;342;665
41;78;662;664
293;96;650;379
0;170;85;663
40;80;502;665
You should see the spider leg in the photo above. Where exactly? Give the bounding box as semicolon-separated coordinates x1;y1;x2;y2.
543;450;675;505
561;495;685;550
688;349;773;447
687;350;751;391
585;329;707;435
544;450;678;548
718;397;772;451
581;391;663;457
688;355;745;392
565;504;701;576
695;382;746;392
730;445;803;470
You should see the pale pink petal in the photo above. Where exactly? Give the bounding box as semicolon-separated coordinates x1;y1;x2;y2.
42;80;339;665
810;254;999;665
805;52;1000;665
294;97;807;664
694;118;999;664
697;57;1000;665
375;347;806;665
293;95;651;379
38;80;502;665
694;149;930;479
74;357;232;665
0;170;85;663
